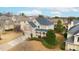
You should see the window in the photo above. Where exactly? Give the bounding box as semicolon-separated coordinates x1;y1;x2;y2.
77;37;79;42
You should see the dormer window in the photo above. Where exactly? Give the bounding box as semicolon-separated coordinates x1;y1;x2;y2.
77;37;79;42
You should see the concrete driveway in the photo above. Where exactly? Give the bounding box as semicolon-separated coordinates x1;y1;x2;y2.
0;35;27;51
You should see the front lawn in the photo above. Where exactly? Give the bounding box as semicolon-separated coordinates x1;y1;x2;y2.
41;39;57;49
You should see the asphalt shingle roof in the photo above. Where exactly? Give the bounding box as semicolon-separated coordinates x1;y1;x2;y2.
69;24;79;35
66;24;79;44
73;20;79;25
36;17;53;25
28;21;36;28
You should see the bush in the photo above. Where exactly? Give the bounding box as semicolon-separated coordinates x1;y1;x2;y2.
41;30;58;49
41;39;56;48
29;37;41;41
41;36;57;49
60;42;65;50
54;20;65;34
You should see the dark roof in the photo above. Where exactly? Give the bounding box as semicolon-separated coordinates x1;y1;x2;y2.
36;17;53;25
69;24;79;35
35;29;48;32
66;20;79;44
73;20;79;25
28;22;36;28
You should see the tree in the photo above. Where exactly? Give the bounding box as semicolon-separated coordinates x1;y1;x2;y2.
68;17;75;22
55;20;65;33
38;15;44;18
0;13;3;16
46;30;57;45
60;42;65;50
77;17;79;20
5;12;12;17
20;13;25;16
42;30;57;48
30;33;33;38
0;35;2;40
54;16;59;19
64;29;67;39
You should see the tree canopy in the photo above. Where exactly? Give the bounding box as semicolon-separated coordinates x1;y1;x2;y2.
42;30;57;48
55;20;65;33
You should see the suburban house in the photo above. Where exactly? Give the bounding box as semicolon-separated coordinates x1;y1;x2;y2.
0;15;29;33
65;20;79;51
0;15;54;38
0;15;14;31
68;20;79;30
28;16;54;38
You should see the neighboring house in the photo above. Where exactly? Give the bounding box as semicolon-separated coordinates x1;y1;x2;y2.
52;17;68;25
65;20;79;51
28;21;37;37
33;16;54;30
0;15;14;31
0;15;54;38
28;16;54;38
0;15;28;32
68;20;79;30
12;15;29;32
4;20;14;31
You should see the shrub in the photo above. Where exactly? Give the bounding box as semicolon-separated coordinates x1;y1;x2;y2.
29;37;40;41
60;42;65;50
42;39;57;48
42;39;52;48
41;30;57;49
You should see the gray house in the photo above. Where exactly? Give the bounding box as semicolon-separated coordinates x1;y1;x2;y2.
65;20;79;51
0;15;14;31
28;16;54;38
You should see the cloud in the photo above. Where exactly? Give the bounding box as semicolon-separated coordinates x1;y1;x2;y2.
50;7;79;17
49;8;70;13
18;9;42;16
71;8;79;12
50;7;79;12
51;11;62;17
52;11;61;14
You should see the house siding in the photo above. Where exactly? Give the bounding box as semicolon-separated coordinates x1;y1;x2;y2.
65;43;79;51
